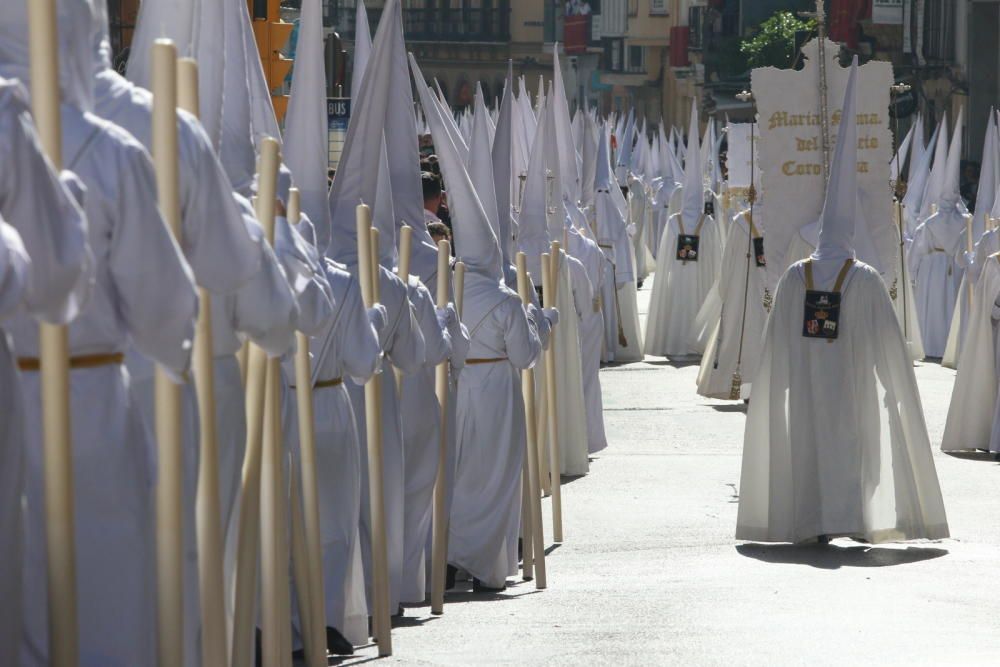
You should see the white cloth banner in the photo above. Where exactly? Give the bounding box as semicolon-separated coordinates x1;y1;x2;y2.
751;38;894;288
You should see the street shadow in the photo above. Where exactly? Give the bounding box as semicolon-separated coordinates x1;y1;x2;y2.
444;588;543;604
390;613;437;629
707;403;747;413
328;655;382;666
642;358;700;368
559;473;587;486
944;450;1000;463
736;542;948;569
544;542;562;556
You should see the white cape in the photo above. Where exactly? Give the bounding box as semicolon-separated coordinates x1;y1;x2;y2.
736;261;949;543
941;256;1000;453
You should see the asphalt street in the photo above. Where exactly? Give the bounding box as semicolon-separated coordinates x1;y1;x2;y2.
342;279;1000;666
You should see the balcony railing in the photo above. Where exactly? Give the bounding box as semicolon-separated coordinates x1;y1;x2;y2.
327;6;510;43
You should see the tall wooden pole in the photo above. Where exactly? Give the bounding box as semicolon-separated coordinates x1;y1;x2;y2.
394;226;413;395
289;189;329;667
357;208;392;656
231;138;281;667
430;241;451;615
258;144;291;667
152;40;186;667
517;253;547;589
177;57;229;667
27;2;78;665
541;248;563;543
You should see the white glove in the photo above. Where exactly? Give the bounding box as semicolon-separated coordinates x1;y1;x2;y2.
367;304;387;335
542;306;559;328
59;170;87;208
527;303;552;350
435;303;457;331
626;223;637;238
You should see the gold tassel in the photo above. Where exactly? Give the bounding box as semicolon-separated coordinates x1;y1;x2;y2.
729;371;742;401
889;278;898;301
762;287;773;312
618;324;628;348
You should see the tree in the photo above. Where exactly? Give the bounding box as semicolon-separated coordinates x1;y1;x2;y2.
740;11;815;70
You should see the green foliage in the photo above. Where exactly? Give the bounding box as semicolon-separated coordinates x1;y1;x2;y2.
740;11;815;69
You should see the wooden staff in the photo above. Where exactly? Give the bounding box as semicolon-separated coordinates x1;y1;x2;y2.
288;189;328;667
27;2;78;665
176;57;228;667
231;138;281;667
967;215;975;309
357;208;392;656
430;240;451;615
541;247;563;543
394;225;413;395
454;262;466;319
152;40;185;667
517;253;547;589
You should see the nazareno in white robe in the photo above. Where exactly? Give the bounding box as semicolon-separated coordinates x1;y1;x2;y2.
10;107;198;667
942;228;998;368
541;251;591;476
284;261;380;645
645;212;722;358
697;212;768;400
941;255;1000;453
348;266;425;612
0;81;91;667
567;230;608;453
908;205;966;358
399;277;454;604
451;272;541;588
736;260;949;544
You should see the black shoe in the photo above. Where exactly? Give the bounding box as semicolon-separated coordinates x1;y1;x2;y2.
326;626;354;656
637;280;644;289
291;647;305;662
255;628;263;667
817;534;832;544
446;564;457;591
392;605;404;618
518;537;523;562
472;578;507;594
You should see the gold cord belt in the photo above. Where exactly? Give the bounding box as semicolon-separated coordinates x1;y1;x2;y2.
17;352;124;372
290;377;343;389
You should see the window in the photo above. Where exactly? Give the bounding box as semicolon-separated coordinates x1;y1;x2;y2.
688;5;705;50
650;0;668;16
626;44;645;73
923;0;955;62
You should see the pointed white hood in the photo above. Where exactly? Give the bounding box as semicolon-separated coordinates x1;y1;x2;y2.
373;138;396;267
902;122;939;226
470;87;502;246
492;61;516;265
680;99;704;221
283;0;332;252
351;0;372;103
517;96;552;277
890;122;914;186
410;56;502;279
941;109;964;208
551;45;580;204
812;57;860;263
920;115;950;219
0;0;97;111
327;0;399;265
973;112;997;236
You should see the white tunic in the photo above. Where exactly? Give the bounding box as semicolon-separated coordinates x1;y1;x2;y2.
565;234;608;454
347;266;425;612
736;261;949;544
285;262;380;645
941;256;1000;453
451;272;541;588
10;107;197;667
942;228;999;368
645;213;722;358
909;206;966;357
400;277;454;604
0;80;90;667
697;213;768;400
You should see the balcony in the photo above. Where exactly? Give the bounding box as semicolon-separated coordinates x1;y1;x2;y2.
564;15;590;55
326;6;510;43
